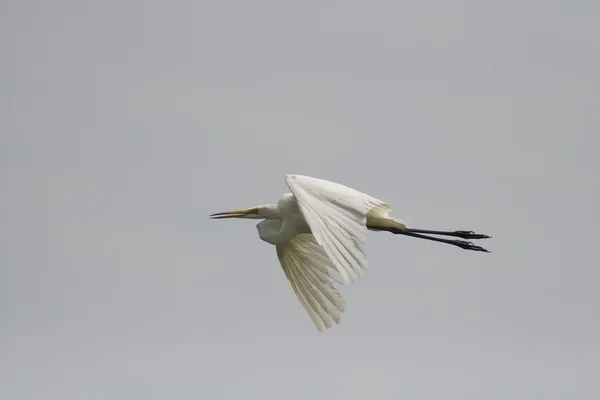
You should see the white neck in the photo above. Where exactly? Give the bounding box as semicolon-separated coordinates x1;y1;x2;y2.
252;204;280;219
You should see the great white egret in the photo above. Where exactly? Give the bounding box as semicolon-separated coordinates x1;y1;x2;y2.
210;174;491;331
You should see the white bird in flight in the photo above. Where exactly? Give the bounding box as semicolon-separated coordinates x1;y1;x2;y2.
210;174;491;331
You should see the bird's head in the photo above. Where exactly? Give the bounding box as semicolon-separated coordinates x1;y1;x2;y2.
209;204;278;220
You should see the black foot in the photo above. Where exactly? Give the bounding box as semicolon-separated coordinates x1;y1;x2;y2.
453;240;491;252
454;230;492;240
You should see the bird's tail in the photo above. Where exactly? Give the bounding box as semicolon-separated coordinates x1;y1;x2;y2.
366;215;408;232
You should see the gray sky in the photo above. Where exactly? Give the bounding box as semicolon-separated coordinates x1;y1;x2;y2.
2;0;599;399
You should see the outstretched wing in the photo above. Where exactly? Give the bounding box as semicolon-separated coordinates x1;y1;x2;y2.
276;233;346;332
285;174;391;285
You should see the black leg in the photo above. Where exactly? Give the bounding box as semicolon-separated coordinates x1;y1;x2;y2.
406;228;492;240
377;226;491;253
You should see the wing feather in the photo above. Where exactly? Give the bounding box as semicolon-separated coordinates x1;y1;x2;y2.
292;235;345;284
285;174;391;284
277;233;346;332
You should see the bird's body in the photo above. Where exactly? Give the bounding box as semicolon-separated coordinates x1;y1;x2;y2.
256;193;308;245
210;174;491;331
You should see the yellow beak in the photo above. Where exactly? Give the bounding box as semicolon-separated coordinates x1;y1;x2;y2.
209;208;256;219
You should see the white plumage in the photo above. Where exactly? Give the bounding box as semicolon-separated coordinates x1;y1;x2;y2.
284;174;393;284
210;174;491;331
277;233;345;331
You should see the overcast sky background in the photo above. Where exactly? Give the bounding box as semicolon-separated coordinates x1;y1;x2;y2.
2;0;599;399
